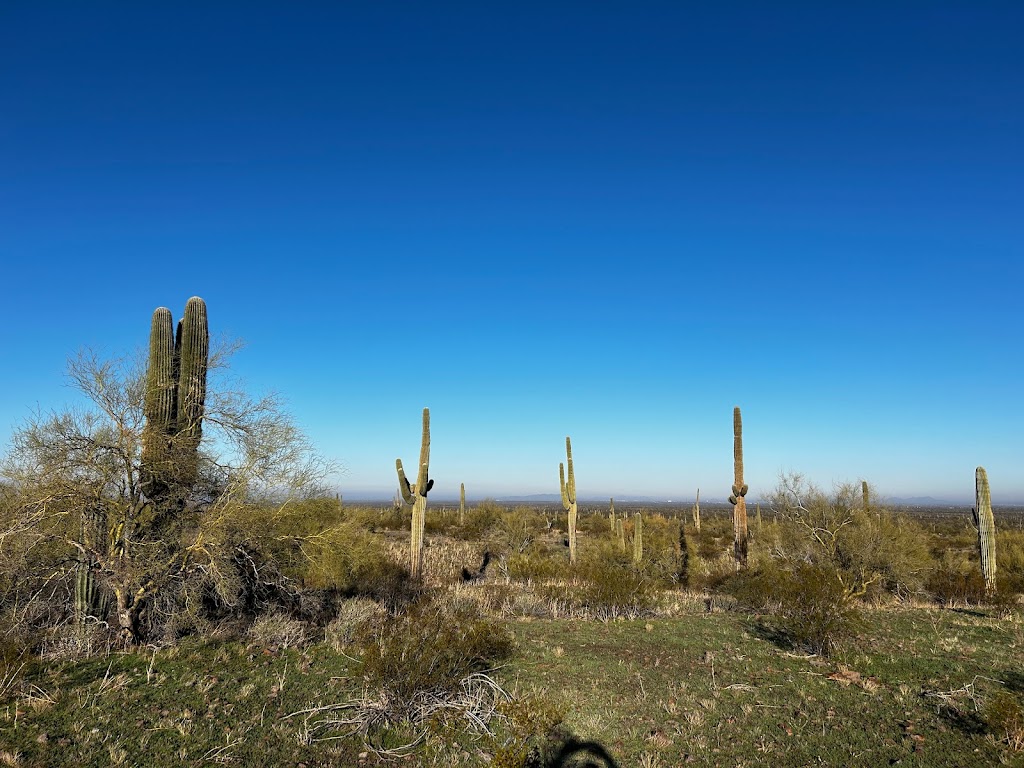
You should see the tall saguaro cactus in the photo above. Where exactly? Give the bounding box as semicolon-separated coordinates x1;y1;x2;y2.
459;483;466;527
692;488;701;532
140;297;209;502
560;436;578;564
633;512;644;564
973;466;997;595
728;407;749;569
397;408;433;580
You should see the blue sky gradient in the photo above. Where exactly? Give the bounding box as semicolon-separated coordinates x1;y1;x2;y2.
1;4;1021;502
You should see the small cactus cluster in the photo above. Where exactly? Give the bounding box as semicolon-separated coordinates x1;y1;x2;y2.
729;407;749;569
973;466;997;595
140;297;209;504
559;437;578;564
397;408;433;580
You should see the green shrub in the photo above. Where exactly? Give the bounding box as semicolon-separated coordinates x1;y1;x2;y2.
456;500;505;540
985;690;1024;751
997;530;1024;595
926;551;986;606
540;544;659;618
728;561;859;655
835;511;933;600
356;597;515;702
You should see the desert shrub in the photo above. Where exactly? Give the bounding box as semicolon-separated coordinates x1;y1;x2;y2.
325;598;387;650
926;551;986;606
245;612;309;649
542;544;659;618
456;499;506;540
485;508;547;558
576;509;613;536
356;596;515;702
835;511;933;600
728;560;859;654
506;543;567;582
985;690;1024;751
997;530;1024;595
492;694;567;768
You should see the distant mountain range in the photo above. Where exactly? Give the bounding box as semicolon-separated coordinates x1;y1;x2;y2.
341;492;1022;507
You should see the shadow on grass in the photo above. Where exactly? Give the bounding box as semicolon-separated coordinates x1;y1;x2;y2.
1001;669;1024;694
746;620;796;652
935;704;987;737
543;736;620;767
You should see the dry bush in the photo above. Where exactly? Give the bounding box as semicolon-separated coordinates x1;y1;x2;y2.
325;598;387;651
245;612;309;649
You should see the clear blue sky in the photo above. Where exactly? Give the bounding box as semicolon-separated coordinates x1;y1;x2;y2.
1;3;1021;503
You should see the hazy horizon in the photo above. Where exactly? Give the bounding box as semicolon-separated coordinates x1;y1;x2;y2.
1;5;1021;503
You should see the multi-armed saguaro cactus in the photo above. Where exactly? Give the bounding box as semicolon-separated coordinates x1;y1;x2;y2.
728;407;749;569
140;297;209;504
973;466;997;595
397;408;433;580
633;512;644;564
559;437;579;564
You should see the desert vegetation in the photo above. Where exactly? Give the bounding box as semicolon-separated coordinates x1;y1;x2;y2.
1;299;1022;766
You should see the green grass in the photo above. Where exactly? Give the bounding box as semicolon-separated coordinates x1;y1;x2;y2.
2;602;1023;767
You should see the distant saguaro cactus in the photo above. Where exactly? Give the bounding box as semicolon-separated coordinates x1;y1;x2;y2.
973;467;997;595
140;297;209;504
616;517;625;551
633;512;643;564
459;483;466;527
397;408;433;580
862;480;870;513
678;519;690;586
609;498;616;533
728;407;749;569
692;488;701;532
560;437;578;564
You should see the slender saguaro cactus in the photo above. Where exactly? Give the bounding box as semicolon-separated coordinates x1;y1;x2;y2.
728;407;749;569
616;518;625;551
397;408;433;580
141;298;209;502
677;519;690;586
609;498;616;533
633;512;644;564
692;488;701;532
559;436;578;564
459;483;466;527
973;467;997;595
862;480;870;513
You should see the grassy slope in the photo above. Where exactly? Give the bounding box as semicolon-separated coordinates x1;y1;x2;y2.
2;604;1022;767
